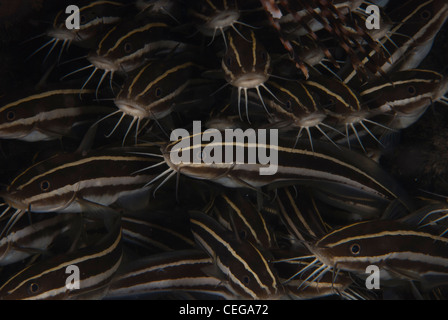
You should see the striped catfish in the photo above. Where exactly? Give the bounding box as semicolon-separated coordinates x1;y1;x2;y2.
0;87;113;142
87;16;183;74
105;249;236;300
308;216;448;290
0;145;166;235
302;75;383;152
189;211;284;299
188;0;243;42
221;28;273;122
33;1;127;61
106;56;205;142
211;190;273;249
47;1;126;45
160;133;414;215
0;216;122;300
264;78;337;150
0;213;78;267
82;15;188;94
342;0;448;88
360;69;448;129
392;0;448;72
275;186;328;243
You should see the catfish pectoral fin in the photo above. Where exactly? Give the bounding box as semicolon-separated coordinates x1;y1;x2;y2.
76;197;120;232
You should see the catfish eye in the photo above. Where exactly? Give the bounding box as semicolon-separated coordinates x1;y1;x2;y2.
124;42;133;53
239;229;248;240
407;85;417;96
28;282;40;294
40;180;51;192
261;51;268;62
6;111;15;121
350;243;361;255
420;10;431;20
155;87;163;97
285;100;293;111
225;57;232;67
243;275;250;285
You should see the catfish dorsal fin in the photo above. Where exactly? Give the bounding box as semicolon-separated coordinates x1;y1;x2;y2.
76;123;99;155
380;199;409;221
76;197;120;233
201;262;227;283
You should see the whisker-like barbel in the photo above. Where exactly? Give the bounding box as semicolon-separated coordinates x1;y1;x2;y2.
188;0;250;47
29;1;126;63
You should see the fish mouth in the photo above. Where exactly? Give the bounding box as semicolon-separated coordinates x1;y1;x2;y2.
197;10;240;36
232;73;270;89
0;191;28;212
47;28;77;41
114;98;151;119
208;10;240;29
88;54;120;72
294;113;327;128
339;111;370;125
307;244;334;267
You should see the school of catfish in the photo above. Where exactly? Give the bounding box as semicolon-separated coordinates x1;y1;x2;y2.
0;0;447;300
